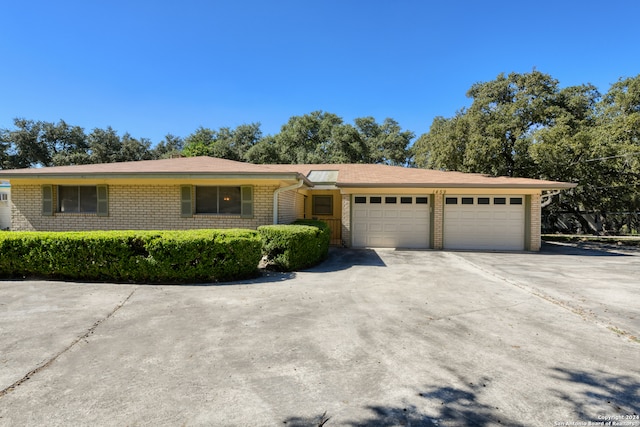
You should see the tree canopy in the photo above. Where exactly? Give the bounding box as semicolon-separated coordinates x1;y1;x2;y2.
412;71;640;234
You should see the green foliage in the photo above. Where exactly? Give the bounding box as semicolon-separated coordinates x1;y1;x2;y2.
258;220;330;271
0;230;262;283
182;124;262;161
1;113;414;169
413;70;640;234
0;119;167;168
414;70;559;177
267;112;413;165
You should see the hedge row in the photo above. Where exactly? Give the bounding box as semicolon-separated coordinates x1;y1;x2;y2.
0;229;262;283
0;221;332;283
258;220;331;271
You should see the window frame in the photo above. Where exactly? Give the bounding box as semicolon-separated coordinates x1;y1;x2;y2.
182;185;253;218
56;185;109;216
494;197;507;205
194;186;243;215
312;195;334;216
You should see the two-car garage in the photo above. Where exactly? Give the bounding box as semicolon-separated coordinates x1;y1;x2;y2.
350;193;528;251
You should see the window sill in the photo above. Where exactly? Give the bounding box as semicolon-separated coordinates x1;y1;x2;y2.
194;214;245;218
55;212;99;216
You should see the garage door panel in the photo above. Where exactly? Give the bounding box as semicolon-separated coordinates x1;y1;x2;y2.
444;195;525;250
476;211;492;220
369;223;383;232
398;211;415;219
353;210;369;219
352;194;430;249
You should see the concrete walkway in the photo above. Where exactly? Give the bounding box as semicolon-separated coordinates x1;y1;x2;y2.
0;243;638;426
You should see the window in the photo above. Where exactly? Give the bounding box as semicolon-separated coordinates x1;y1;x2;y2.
182;186;253;218
370;197;382;204
494;197;506;205
58;186;98;213
478;197;490;205
400;197;413;204
415;197;428;204
195;186;242;214
0;193;7;201
385;196;397;204
354;196;367;204
312;195;333;215
510;197;523;205
462;197;474;205
445;197;458;205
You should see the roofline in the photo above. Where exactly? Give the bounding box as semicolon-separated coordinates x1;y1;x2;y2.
337;182;578;189
0;171;314;186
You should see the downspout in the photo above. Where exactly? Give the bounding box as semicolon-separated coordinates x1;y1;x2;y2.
273;179;304;224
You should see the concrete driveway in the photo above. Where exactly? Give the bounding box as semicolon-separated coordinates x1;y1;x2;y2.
0;243;638;426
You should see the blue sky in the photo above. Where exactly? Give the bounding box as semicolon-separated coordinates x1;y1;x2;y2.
1;0;639;145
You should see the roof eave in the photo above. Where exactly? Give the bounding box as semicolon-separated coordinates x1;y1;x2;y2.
0;171;313;185
336;182;577;189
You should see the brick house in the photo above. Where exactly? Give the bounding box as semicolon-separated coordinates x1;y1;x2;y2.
0;156;575;251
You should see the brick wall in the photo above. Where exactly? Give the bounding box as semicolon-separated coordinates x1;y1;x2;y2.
433;192;444;249
10;184;277;231
341;194;350;247
529;193;542;251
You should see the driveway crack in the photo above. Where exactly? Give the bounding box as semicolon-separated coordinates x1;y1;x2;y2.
0;287;138;399
447;253;639;344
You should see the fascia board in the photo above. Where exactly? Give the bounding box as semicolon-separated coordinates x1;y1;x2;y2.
336;182;577;190
2;172;313;186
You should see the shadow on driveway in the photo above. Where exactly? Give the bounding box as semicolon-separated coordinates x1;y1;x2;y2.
539;241;633;256
283;367;640;426
303;248;387;273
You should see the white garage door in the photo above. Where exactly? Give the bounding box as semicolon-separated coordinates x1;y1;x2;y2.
352;195;430;248
444;195;525;250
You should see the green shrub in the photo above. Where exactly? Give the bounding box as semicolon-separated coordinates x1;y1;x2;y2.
0;229;262;283
258;220;330;271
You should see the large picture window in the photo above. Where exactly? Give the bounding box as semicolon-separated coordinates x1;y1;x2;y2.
195;186;242;214
58;186;98;213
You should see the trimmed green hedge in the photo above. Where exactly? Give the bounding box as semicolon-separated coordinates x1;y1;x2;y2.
258;220;330;271
0;229;262;283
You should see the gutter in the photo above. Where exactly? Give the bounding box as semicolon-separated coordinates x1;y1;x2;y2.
273;179;305;224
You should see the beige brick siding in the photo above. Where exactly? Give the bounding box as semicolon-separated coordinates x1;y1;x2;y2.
529;193;542;251
341;194;350;247
10;184;277;231
433;192;444;249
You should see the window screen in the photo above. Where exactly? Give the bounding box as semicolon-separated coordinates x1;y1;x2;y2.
219;187;242;214
58;186;97;213
196;186;242;214
312;195;333;215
